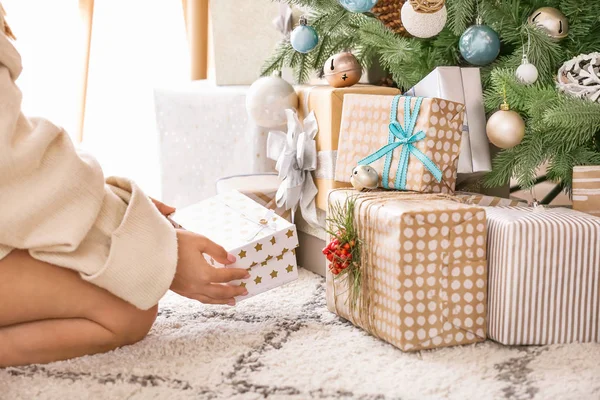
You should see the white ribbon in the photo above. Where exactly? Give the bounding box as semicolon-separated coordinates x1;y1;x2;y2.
272;3;293;37
267;109;320;228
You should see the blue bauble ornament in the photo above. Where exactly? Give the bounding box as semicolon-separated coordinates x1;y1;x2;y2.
291;16;319;53
338;0;378;13
459;23;501;66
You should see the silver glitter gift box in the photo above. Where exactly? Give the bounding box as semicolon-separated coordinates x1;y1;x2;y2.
154;81;276;208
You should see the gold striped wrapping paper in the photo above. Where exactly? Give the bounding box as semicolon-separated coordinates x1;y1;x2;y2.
485;206;600;345
573;166;600;217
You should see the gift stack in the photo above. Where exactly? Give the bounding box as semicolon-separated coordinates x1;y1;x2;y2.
320;89;600;351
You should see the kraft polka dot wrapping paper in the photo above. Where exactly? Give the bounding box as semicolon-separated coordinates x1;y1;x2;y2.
335;94;465;194
172;190;299;302
326;189;488;351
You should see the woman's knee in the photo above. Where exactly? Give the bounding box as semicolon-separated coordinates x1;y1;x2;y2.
97;302;158;348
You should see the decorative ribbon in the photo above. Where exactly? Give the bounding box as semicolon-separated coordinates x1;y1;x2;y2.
222;201;278;242
358;95;443;190
267;109;320;228
272;3;293;36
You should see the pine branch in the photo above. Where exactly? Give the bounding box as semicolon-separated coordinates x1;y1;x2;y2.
447;0;477;36
260;39;293;77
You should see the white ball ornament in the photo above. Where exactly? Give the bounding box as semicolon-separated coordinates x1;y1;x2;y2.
516;56;539;84
400;2;447;39
351;165;379;191
246;76;298;128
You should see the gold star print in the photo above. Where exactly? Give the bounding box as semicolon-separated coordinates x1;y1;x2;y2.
270;270;278;279
282;248;289;254
270;237;277;245
238;250;247;259
265;255;273;262
254;276;262;285
291;248;296;255
254;243;263;252
239;282;247;288
286;229;294;238
286;265;294;273
249;262;258;268
261;261;268;266
276;254;284;261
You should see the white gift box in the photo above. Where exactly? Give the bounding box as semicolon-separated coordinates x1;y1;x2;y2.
406;67;492;175
172;190;299;301
154;81;277;208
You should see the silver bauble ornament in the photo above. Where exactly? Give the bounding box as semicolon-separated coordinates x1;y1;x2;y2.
528;7;568;39
246;76;298;128
486;102;525;149
400;2;447;39
515;55;539;84
350;165;379;191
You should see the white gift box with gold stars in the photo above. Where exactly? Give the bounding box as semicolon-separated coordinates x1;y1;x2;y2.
172;190;299;301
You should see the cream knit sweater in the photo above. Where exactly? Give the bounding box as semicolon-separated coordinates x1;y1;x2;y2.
0;14;178;310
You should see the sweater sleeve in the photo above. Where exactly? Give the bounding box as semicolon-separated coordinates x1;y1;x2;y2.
0;27;177;310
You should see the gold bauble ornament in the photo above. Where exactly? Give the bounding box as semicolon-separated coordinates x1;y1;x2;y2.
528;7;568;39
486;102;525;149
323;52;362;88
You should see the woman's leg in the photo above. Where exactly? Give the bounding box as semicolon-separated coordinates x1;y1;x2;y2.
0;250;159;367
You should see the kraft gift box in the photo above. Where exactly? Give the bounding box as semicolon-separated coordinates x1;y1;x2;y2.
295;85;401;211
572;165;600;217
335;94;465;194
326;189;488;351
405;67;491;175
172;190;299;301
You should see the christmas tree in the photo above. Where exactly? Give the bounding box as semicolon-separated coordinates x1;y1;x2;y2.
261;0;600;201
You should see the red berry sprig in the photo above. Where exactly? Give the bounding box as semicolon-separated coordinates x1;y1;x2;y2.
322;236;356;275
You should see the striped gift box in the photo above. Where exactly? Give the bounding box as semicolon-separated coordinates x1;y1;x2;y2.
486;206;600;345
573;166;600;217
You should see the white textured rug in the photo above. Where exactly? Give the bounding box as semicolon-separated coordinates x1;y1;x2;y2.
2;269;600;400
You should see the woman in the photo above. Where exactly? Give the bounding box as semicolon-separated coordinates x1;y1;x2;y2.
0;6;248;367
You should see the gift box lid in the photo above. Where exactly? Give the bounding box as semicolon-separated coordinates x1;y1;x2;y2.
172;190;299;269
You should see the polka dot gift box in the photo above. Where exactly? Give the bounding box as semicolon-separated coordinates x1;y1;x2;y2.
172;190;299;302
335;94;465;194
326;189;488;351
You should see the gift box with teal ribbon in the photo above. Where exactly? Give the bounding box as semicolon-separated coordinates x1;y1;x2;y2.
335;94;466;194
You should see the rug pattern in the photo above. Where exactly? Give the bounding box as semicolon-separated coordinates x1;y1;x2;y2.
2;269;599;399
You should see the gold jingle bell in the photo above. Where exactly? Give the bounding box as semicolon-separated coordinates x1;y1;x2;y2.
528;7;568;39
323;52;362;88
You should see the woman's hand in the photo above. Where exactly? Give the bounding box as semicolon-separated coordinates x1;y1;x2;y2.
172;230;249;306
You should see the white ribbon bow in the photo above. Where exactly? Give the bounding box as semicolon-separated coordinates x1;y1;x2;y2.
267;109;320;227
272;3;293;37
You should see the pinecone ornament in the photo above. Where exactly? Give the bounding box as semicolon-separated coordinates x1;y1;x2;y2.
558;52;600;103
372;0;407;35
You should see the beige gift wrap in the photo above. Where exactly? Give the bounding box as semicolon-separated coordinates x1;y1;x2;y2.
454;192;527;207
173;190;299;301
485;206;600;345
326;189;488;351
295;85;401;211
573;166;600;217
216;174;292;222
335;95;465;194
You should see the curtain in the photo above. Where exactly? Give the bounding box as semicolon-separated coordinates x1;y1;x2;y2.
4;0;190;197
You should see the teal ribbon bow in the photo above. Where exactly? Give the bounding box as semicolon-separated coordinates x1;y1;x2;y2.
358;95;443;190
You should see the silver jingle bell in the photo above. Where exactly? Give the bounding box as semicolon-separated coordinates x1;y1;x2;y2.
350;165;379;191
